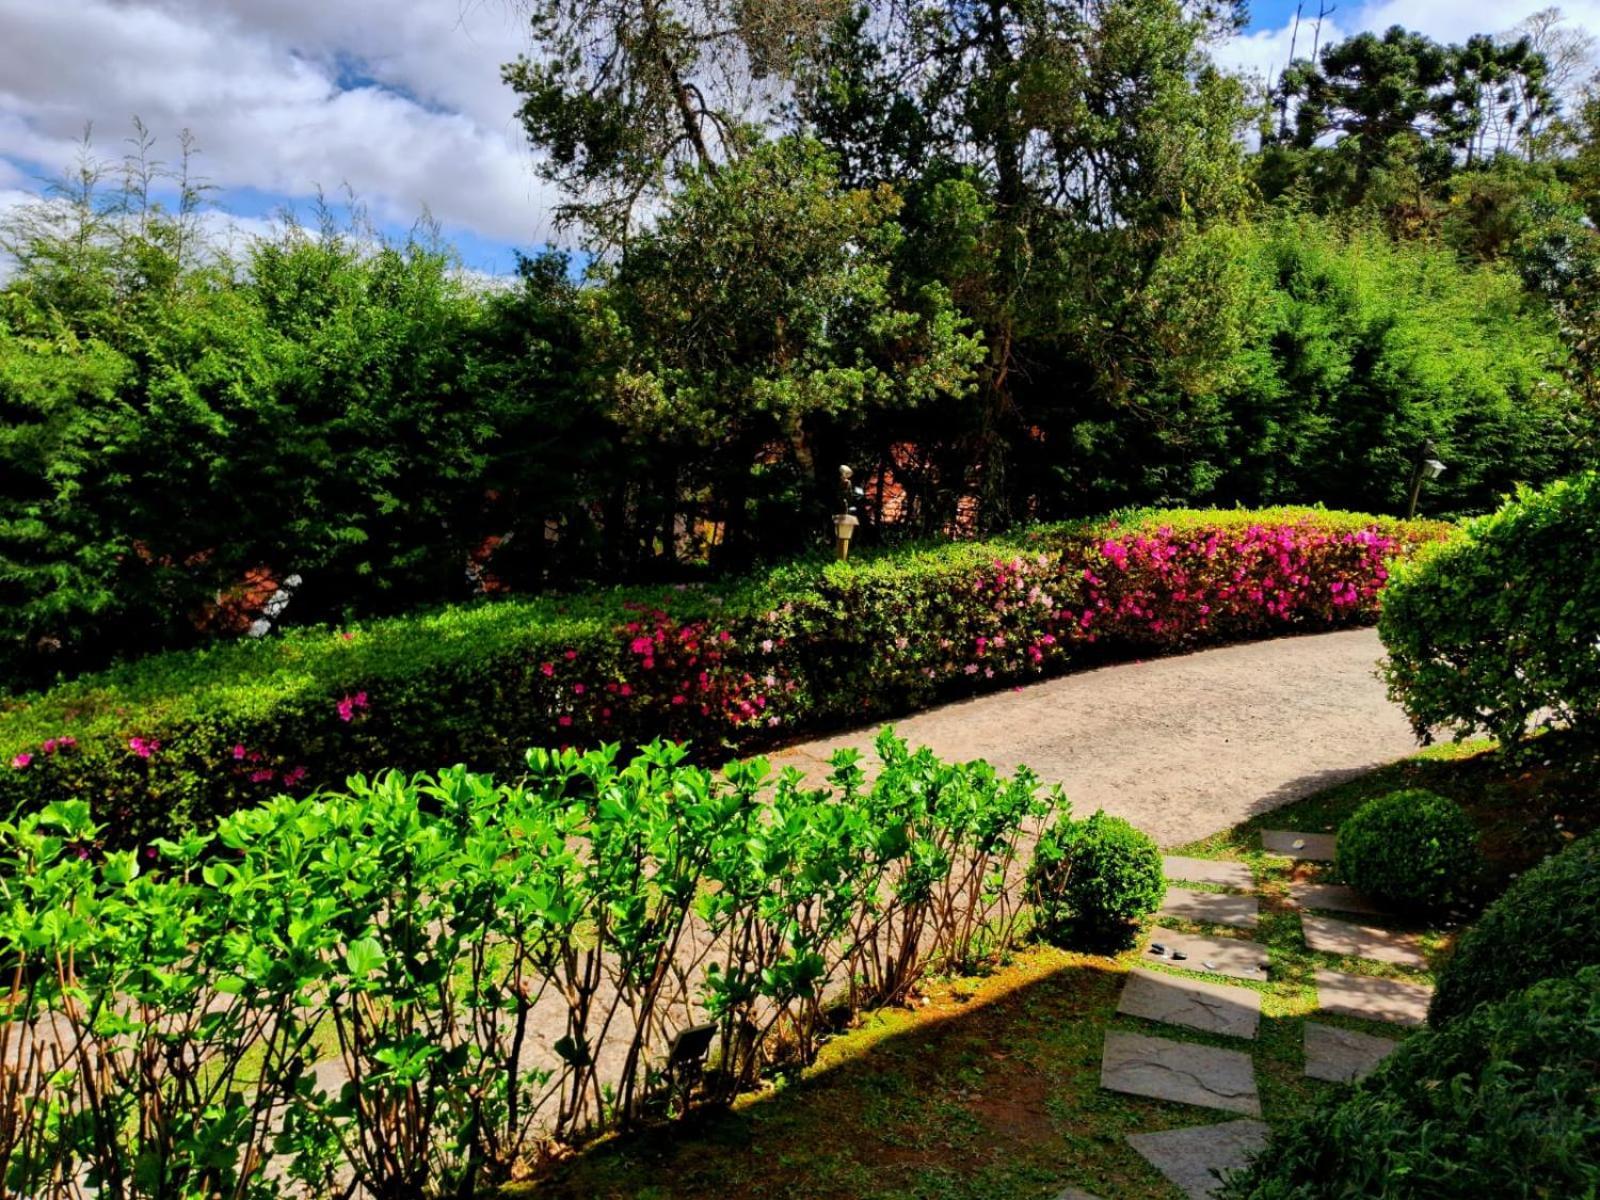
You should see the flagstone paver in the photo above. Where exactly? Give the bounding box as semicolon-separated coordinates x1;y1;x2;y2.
1160;886;1259;928
1147;927;1270;981
1301;914;1427;968
1314;967;1433;1027
1303;1022;1400;1083
1127;1119;1272;1200
1118;968;1261;1039
1289;882;1385;917
1101;1030;1262;1116
1261;830;1338;861
1163;856;1254;890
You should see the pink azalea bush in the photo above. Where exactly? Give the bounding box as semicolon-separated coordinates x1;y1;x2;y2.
0;508;1451;844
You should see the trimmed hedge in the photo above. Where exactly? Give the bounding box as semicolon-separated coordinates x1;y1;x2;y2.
0;508;1449;843
1431;829;1600;1026
1336;789;1480;915
1381;471;1600;746
1028;811;1165;949
1220;967;1600;1198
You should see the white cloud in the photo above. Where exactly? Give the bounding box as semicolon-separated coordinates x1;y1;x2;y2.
0;0;558;251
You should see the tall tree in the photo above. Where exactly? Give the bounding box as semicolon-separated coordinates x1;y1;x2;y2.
503;0;846;248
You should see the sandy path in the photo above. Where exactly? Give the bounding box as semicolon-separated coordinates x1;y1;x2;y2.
769;628;1420;848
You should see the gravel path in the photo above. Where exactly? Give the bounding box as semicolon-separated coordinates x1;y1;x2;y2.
769;628;1420;848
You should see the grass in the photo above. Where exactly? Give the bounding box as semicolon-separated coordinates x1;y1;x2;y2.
512;730;1596;1200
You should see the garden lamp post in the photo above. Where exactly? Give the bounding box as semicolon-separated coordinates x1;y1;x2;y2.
1406;441;1447;519
834;464;861;560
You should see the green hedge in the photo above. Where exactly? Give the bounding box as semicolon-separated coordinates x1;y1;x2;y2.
1431;829;1600;1026
1336;789;1480;915
1380;472;1600;746
0;508;1449;843
1220;968;1600;1198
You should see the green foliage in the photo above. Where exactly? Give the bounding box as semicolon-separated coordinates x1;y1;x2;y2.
1219;968;1600;1199
0;508;1445;844
0;732;1063;1193
1335;789;1480;914
1431;829;1600;1026
1027;811;1165;949
1380;472;1600;745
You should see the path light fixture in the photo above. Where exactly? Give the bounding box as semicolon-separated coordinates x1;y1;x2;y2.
834;464;862;560
1406;441;1447;519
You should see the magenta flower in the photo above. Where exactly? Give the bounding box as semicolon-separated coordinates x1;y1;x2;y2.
250;768;275;784
11;753;31;770
232;744;247;761
540;661;555;678
283;765;308;786
573;683;586;695
129;737;159;759
557;715;573;728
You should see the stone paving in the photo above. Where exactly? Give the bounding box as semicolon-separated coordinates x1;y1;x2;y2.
1145;927;1270;981
1117;968;1261;1040
1300;914;1427;968
1100;1031;1262;1116
1159;886;1259;928
1288;881;1384;916
1261;829;1338;861
1099;845;1439;1196
1313;967;1433;1027
1127;1120;1272;1200
1302;1022;1400;1083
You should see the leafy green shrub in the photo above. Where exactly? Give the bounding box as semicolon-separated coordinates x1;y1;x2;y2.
1335;789;1480;914
1028;811;1165;949
0;508;1448;845
1381;472;1600;746
1431;829;1600;1026
1219;967;1600;1199
0;732;1060;1194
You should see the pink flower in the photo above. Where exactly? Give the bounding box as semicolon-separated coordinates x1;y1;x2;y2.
619;683;632;697
564;649;578;660
573;683;586;695
337;699;355;722
41;739;57;754
540;662;555;677
760;638;775;653
250;769;275;784
630;636;654;655
129;737;159;759
56;736;75;750
283;766;308;786
558;715;573;728
232;744;247;761
11;753;31;770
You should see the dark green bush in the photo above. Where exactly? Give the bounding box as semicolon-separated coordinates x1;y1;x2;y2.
1028;810;1165;949
1431;829;1600;1026
0;509;1447;845
1336;789;1480;914
1219;967;1600;1199
1381;472;1600;746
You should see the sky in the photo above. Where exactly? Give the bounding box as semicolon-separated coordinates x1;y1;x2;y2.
0;0;1595;277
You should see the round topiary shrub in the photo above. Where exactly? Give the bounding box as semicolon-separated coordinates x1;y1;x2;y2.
1218;967;1600;1199
1431;829;1600;1026
1336;789;1479;914
1027;810;1165;950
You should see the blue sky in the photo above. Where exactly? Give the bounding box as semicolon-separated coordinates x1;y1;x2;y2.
0;0;1589;277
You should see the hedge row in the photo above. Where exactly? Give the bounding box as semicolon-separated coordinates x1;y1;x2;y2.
0;508;1450;842
1380;471;1600;746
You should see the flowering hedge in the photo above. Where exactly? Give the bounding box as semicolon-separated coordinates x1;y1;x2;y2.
0;508;1450;842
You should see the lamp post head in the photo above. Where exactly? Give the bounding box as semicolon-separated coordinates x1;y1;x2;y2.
1422;458;1446;480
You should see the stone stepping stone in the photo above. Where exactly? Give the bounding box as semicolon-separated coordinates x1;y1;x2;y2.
1127;1119;1271;1199
1118;968;1261;1039
1303;1022;1400;1083
1289;881;1385;917
1161;886;1259;928
1100;1030;1261;1116
1163;855;1254;890
1147;927;1270;982
1301;914;1427;968
1262;829;1337;861
1314;967;1432;1028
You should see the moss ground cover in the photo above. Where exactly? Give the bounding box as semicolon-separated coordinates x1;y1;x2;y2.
522;731;1596;1199
0;508;1448;843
